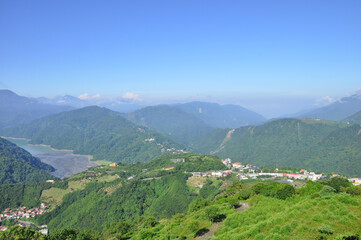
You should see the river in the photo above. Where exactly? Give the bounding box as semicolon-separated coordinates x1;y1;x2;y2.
5;138;98;179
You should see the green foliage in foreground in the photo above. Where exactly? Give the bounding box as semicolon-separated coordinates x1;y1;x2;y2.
1;178;361;240
0;137;55;185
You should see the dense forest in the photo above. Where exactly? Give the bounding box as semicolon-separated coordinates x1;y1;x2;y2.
0;138;55;184
194;118;361;176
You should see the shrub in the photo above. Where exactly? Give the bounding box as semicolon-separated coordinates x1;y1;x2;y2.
188;197;210;212
341;186;361;196
239;187;253;200
188;220;200;232
320;185;336;197
204;206;221;223
318;224;334;235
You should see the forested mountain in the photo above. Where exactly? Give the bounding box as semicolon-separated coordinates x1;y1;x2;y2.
0;106;185;164
194;118;361;176
175;101;266;128
300;91;361;121
125;105;213;145
343;110;361;124
0;138;55;184
0;90;73;129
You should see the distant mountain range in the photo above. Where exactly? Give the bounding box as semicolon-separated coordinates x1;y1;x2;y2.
0;137;55;184
0;90;73;129
175;101;266;128
0;106;186;164
36;94;144;113
193;118;361;176
299;91;361;121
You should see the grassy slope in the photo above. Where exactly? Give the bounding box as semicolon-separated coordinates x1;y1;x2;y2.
128;184;361;240
216;194;361;239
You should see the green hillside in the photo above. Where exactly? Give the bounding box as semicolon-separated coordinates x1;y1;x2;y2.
122;179;361;240
344;110;361;124
0;106;186;164
194;118;361;176
0;138;55;185
28;153;227;231
126;105;213;145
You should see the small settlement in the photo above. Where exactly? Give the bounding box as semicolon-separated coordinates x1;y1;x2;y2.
0;203;48;233
190;158;361;186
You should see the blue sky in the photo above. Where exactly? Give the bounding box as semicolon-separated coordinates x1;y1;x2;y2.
1;0;360;117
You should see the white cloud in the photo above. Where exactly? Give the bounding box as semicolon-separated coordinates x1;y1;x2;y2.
78;93;101;100
122;92;141;102
315;96;336;106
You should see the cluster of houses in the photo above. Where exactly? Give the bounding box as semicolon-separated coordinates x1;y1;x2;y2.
0;203;48;221
214;158;361;184
238;171;324;181
223;158;261;173
227;159;334;181
191;170;233;178
144;138;187;154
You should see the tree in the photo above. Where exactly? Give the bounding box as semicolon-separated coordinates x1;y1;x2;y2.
322;177;351;192
276;184;295;200
188;220;200;232
204;206;220;223
188;197;210;212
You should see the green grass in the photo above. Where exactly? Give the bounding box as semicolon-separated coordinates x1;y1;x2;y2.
95;160;113;165
215;194;361;239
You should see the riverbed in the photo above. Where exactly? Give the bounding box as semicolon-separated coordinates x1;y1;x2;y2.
5;138;98;179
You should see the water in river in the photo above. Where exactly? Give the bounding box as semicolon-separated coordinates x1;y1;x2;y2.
5;138;97;179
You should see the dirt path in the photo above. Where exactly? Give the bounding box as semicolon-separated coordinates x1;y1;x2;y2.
196;202;249;240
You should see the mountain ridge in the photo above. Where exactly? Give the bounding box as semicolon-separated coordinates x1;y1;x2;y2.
0;137;56;184
0;106;186;164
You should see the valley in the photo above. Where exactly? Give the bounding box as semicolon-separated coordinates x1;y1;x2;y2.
1;1;361;238
1;90;361;239
5;138;97;179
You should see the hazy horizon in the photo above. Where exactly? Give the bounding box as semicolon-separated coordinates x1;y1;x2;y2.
1;0;360;118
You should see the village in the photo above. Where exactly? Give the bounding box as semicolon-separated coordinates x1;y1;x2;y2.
0;203;48;233
189;158;361;186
